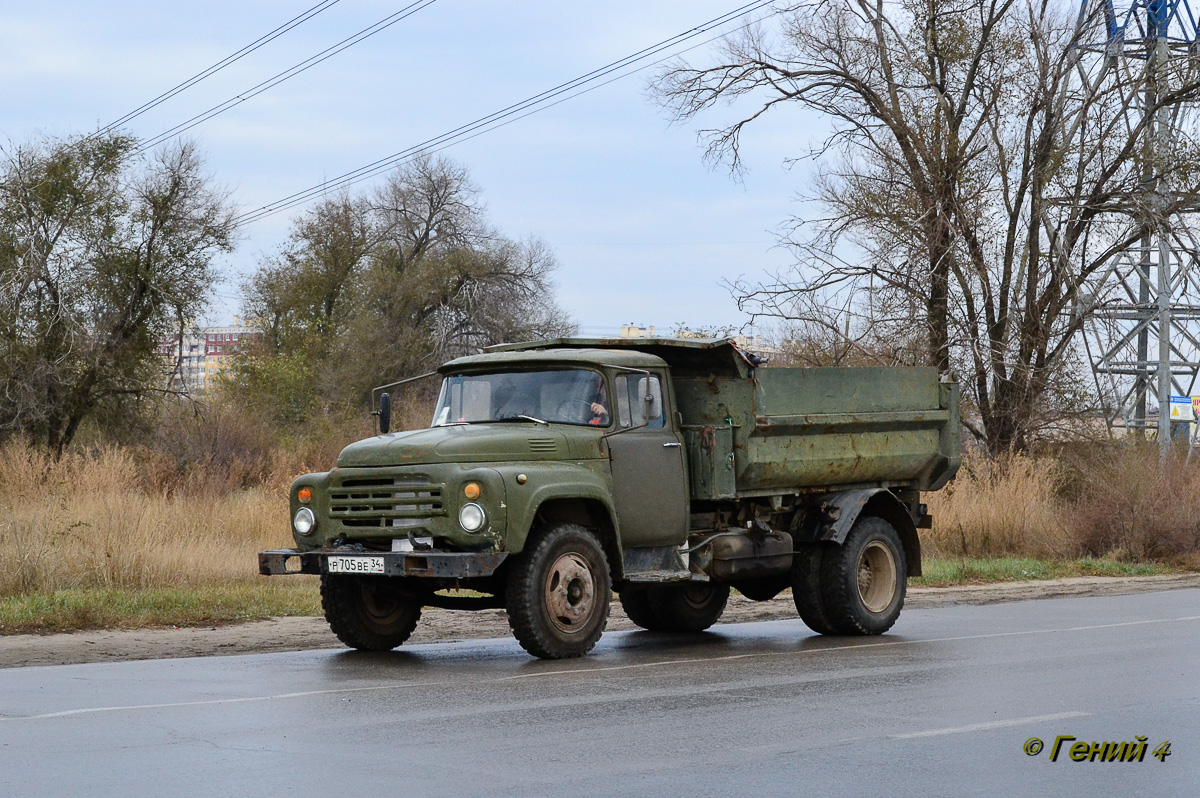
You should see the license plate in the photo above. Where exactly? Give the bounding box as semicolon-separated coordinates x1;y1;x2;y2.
326;556;385;574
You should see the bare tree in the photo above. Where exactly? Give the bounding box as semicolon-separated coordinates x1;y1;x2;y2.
0;134;236;454
770;290;926;367
652;0;1200;453
234;153;574;420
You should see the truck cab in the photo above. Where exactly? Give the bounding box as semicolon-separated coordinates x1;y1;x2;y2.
260;338;960;659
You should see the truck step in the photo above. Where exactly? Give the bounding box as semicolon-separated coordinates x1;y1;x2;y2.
621;545;703;583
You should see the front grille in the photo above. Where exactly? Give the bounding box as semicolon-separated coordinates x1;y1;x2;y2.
329;476;446;528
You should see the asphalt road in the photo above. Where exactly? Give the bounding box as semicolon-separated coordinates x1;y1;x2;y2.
1;590;1197;797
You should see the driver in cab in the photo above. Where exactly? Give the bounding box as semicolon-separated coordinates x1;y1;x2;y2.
588;375;609;426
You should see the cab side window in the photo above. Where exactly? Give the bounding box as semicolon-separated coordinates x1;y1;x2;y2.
615;374;665;428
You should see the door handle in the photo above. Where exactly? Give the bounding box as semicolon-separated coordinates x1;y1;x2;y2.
663;442;681;448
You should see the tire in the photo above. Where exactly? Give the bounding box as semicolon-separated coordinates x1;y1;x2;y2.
792;542;837;635
506;523;611;659
617;586;666;630
819;516;906;635
646;582;730;632
321;574;422;651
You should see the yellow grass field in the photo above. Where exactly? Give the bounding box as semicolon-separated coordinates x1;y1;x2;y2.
0;442;322;631
0;443;294;596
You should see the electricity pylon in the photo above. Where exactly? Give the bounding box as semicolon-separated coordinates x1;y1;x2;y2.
1074;0;1200;456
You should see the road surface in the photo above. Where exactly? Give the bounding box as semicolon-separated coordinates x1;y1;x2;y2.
2;589;1197;796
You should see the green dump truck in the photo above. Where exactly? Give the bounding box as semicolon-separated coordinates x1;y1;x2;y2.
259;337;960;659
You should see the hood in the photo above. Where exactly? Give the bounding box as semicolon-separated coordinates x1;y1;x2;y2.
336;423;580;468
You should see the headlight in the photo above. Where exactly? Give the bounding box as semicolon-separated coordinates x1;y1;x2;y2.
458;503;486;532
293;507;317;536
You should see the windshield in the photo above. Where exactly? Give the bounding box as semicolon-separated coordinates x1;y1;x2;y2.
432;369;611;427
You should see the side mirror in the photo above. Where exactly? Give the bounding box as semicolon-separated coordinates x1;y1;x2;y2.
377;392;392;434
637;377;663;421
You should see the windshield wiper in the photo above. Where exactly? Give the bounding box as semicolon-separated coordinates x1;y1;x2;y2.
491;414;549;425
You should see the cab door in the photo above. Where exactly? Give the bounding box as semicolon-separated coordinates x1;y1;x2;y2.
605;372;688;548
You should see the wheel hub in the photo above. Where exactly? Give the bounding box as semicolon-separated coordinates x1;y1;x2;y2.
360;582;405;624
856;540;898;614
545;553;596;632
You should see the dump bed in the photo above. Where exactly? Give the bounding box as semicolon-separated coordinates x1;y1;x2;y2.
488;337;961;499
674;365;959;499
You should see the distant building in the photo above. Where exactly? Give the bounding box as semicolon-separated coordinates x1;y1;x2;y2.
159;317;259;394
158;328;206;394
618;322;779;360
619;323;657;338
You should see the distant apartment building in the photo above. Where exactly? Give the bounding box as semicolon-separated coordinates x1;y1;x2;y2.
158;318;259;394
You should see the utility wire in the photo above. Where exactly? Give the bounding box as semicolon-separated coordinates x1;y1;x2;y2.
234;0;774;226
7;1;344;198
135;0;440;154
96;0;343;138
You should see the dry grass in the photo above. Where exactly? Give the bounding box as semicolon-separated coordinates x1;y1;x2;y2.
0;441;298;598
0;399;427;632
925;445;1200;565
923;452;1073;558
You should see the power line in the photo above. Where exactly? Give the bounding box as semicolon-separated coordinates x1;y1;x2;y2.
96;0;343;138
233;0;776;226
233;0;772;224
134;0;440;154
10;2;345;199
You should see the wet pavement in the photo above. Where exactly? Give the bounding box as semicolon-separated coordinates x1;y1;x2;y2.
1;589;1198;797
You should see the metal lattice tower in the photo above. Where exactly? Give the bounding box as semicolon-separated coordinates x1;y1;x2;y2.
1075;0;1200;454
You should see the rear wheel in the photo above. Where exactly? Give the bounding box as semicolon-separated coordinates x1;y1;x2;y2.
321;574;422;651
506;523;611;659
617;586;666;630
819;516;906;635
646;582;730;632
792;542;837;635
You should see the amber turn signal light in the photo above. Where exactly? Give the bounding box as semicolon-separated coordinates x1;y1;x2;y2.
297;487;312;504
463;482;481;500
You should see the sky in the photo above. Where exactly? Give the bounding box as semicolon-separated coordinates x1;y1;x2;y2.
2;0;829;337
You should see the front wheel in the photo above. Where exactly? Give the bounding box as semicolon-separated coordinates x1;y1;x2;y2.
321;574;422;651
819;517;906;635
506;523;611;659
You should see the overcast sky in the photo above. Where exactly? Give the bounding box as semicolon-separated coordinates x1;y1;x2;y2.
3;1;828;336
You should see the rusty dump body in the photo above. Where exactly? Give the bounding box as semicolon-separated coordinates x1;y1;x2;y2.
498;337;960;501
260;335;962;660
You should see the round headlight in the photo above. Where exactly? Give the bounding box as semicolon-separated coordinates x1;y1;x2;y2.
458;503;486;532
293;507;316;536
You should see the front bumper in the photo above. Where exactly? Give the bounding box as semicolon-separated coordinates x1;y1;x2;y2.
258;548;508;579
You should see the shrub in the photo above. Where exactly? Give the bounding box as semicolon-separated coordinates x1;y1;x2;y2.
1066;444;1200;561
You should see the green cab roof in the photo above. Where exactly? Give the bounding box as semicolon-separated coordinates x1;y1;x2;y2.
440;337;754;378
439;346;669;373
